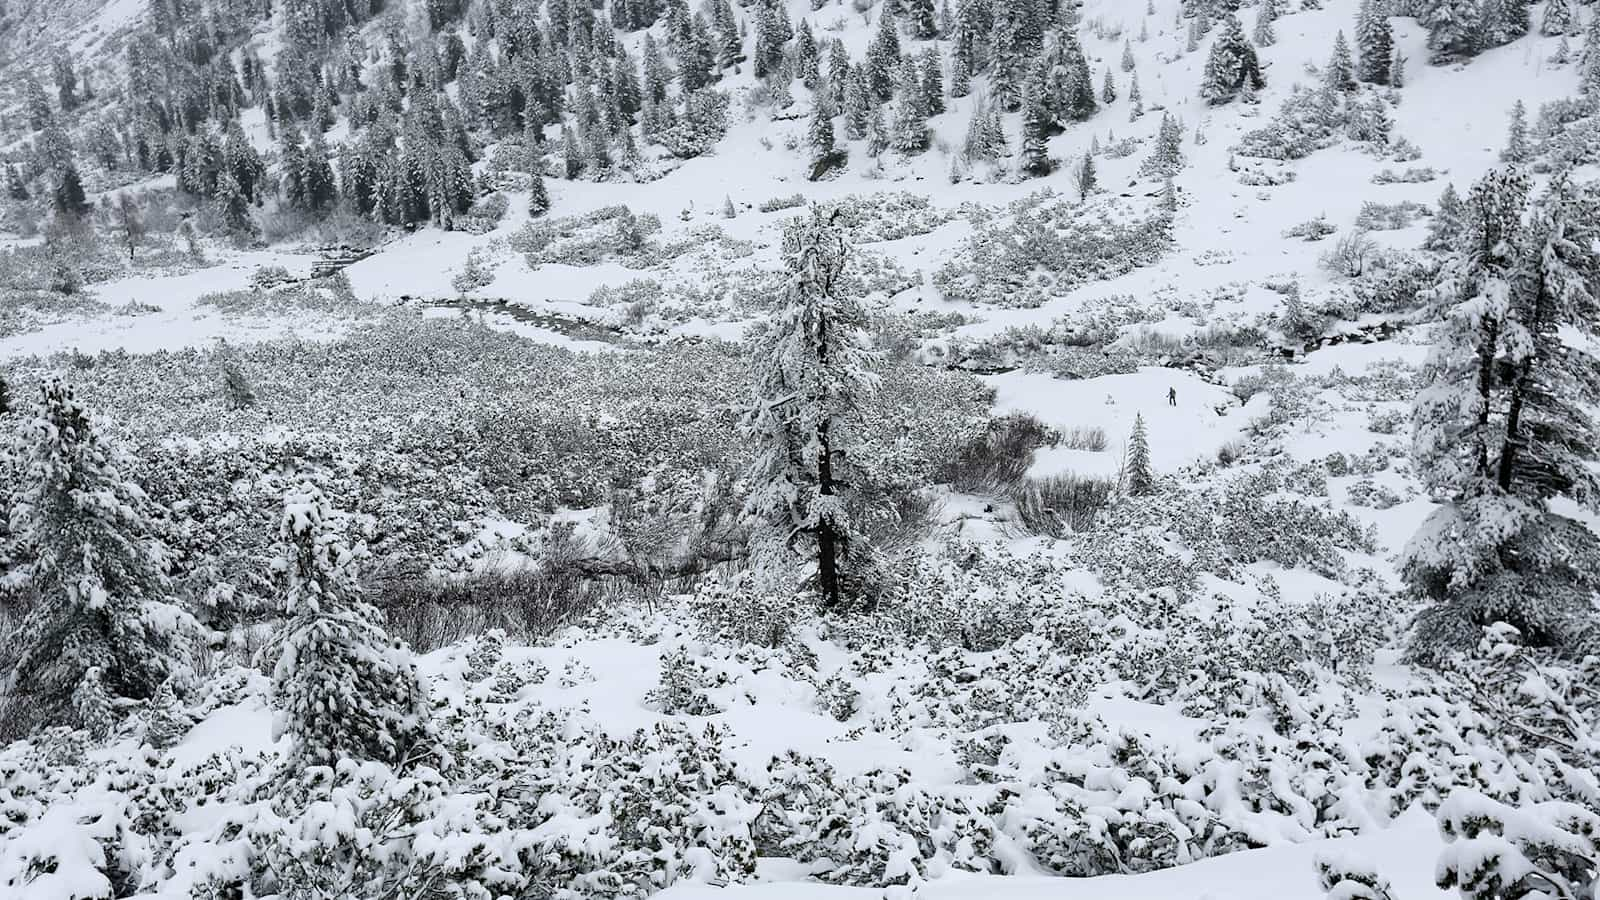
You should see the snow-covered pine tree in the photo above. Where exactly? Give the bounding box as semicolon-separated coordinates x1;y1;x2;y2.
1139;111;1184;177
867;103;891;156
843;67;872;141
1252;1;1276;46
914;48;942;115
1019;78;1054;176
1128;70;1144;120
1199;14;1264;105
1403;169;1600;658
1355;0;1393;84
1540;0;1575;37
807;98;844;177
1124;413;1154;495
866;7;901;101
1121;39;1136;71
742;206;880;609
1422;0;1481;63
269;484;434;769
1425;182;1464;251
529;168;551;217
907;0;938;39
1325;30;1358;92
1;381;197;730
1500;100;1529;164
1073;152;1096;200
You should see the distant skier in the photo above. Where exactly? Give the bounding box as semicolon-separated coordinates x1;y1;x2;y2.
1168;387;1177;406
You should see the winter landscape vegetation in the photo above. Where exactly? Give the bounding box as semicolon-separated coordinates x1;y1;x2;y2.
0;0;1598;895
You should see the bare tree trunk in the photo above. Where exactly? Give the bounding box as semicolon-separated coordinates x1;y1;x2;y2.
817;418;840;608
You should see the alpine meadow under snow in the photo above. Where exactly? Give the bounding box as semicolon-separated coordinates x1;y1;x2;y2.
1;0;1599;895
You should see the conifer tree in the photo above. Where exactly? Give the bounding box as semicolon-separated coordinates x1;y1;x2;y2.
220;348;256;411
844;69;872;140
1121;39;1136;71
270;485;433;768
1252;2;1276;46
907;0;938;39
1325;30;1358;92
807;98;840;174
1540;0;1575;37
1020;79;1053;176
1355;0;1393;84
866;7;901;100
1500;100;1530;164
867;103;890;156
529;168;551;216
1423;0;1482;63
1101;68;1116;104
1129;70;1144;119
1390;48;1406;87
1;381;197;730
1406;173;1600;657
1073;152;1096;201
1124;413;1154;495
1139;111;1184;177
891;86;929;154
742;206;879;609
920;48;945;116
1199;14;1264;105
1425;182;1465;251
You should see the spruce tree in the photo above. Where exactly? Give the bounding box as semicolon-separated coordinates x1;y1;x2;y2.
1019;78;1054;176
1355;0;1393;85
1139;111;1184;177
1540;0;1575;37
1;381;197;730
1407;173;1600;658
1423;0;1481;63
1425;182;1465;251
1252;2;1276;46
807;98;841;176
742;206;879;609
907;0;938;39
1102;68;1116;104
1500;100;1530;164
529;168;551;216
1073;152;1097;201
1124;413;1154;495
1121;39;1136;71
920;48;945;116
270;485;433;768
1199;14;1264;105
1128;70;1144;120
1325;30;1358;92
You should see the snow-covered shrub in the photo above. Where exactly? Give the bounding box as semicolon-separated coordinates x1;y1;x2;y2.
1285;215;1339;241
248;265;295;290
1321;231;1383;278
451;247;497;293
1346;480;1404;510
1354;200;1427;231
758;192;807;213
1313;853;1398;900
1235;85;1394;161
1435;792;1598;900
1371;166;1438;184
648;646;725;715
936;411;1060;493
934;192;1172;308
1011;473;1116;536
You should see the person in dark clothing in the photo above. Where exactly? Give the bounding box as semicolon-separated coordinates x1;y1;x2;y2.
1168;387;1177;406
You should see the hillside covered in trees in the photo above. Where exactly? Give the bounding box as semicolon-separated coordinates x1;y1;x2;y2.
0;0;1598;897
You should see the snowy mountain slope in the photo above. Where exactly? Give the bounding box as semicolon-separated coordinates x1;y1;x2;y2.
1;0;1598;897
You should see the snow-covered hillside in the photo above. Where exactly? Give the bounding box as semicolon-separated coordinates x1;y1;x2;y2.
0;0;1598;897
